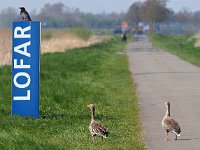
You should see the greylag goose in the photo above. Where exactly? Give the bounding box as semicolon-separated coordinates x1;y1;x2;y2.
162;101;181;141
87;104;109;142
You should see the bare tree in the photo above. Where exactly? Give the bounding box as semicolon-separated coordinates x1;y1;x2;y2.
141;0;169;32
175;8;192;24
125;2;142;27
192;11;200;26
0;2;125;28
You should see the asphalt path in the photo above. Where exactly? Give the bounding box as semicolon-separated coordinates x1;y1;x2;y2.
126;35;200;150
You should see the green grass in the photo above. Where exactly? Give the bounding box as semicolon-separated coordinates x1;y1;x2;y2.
68;27;92;40
42;30;53;40
150;34;200;66
0;36;145;149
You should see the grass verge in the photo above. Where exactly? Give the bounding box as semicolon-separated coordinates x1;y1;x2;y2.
150;34;200;66
0;36;145;149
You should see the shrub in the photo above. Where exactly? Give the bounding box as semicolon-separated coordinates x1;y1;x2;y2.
68;28;91;40
42;30;53;40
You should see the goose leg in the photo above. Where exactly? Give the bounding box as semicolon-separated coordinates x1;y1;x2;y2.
175;135;177;140
92;135;96;143
101;136;104;141
164;132;169;141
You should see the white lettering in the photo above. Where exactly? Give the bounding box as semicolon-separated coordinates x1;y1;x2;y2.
14;26;31;38
14;41;31;57
13;25;33;102
13;90;30;100
13;72;31;88
14;59;30;69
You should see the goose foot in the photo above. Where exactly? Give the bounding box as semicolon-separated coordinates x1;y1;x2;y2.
164;135;171;141
164;137;169;141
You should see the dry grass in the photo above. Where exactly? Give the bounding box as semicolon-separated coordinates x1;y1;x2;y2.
0;28;108;65
193;32;200;47
41;29;105;53
0;29;12;65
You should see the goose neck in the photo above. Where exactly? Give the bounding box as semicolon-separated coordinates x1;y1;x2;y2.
165;104;170;117
91;108;96;120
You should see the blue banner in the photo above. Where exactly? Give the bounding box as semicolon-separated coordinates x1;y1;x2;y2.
12;21;40;118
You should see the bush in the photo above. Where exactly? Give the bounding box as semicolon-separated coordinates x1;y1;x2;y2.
184;28;198;37
68;28;91;40
42;30;53;40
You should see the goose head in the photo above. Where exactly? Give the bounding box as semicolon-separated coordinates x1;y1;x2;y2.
165;101;170;107
87;104;96;111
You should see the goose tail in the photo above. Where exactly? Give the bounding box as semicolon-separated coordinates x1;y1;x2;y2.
173;131;181;136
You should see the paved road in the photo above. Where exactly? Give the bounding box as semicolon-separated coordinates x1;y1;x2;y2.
126;35;200;150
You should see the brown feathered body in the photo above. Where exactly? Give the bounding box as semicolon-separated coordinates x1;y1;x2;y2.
89;120;109;138
162;102;181;140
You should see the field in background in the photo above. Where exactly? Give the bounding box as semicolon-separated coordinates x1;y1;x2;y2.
0;37;145;149
193;32;200;47
150;34;200;66
0;29;11;66
0;28;109;65
68;28;91;40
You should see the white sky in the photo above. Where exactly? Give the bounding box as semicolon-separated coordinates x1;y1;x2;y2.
0;0;199;13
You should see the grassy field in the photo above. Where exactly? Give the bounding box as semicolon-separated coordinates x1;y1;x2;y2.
150;34;200;66
0;28;105;65
42;28;91;41
41;28;105;54
0;36;145;149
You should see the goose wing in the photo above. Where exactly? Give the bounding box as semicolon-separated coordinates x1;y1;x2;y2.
90;121;109;138
163;117;181;135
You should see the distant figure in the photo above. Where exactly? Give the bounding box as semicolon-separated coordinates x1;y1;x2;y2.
19;7;32;21
121;33;127;42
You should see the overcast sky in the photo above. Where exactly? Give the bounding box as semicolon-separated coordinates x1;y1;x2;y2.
0;0;199;13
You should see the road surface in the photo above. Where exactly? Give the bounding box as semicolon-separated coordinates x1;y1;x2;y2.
126;35;200;150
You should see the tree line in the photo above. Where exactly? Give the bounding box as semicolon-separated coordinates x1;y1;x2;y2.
0;2;124;28
125;0;200;32
1;1;200;30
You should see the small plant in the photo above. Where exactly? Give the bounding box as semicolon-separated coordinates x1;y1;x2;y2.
68;27;91;40
42;30;53;40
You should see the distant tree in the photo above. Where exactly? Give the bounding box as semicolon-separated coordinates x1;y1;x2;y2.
141;0;170;32
0;2;125;28
38;3;66;27
0;7;17;27
192;11;200;26
175;8;192;24
166;9;176;23
125;2;142;26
